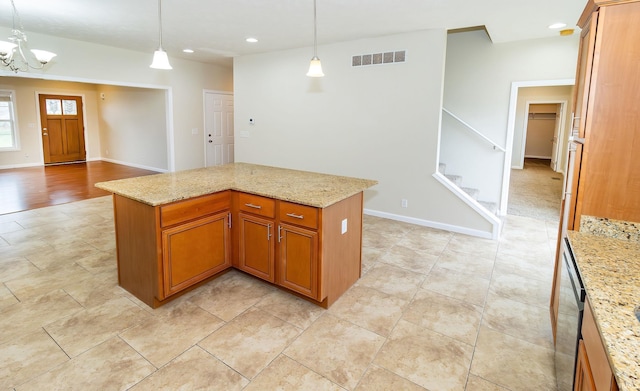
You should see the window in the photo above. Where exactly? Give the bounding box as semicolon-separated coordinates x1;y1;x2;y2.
0;90;19;151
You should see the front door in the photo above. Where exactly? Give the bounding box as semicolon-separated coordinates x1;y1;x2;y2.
204;92;234;167
39;94;86;164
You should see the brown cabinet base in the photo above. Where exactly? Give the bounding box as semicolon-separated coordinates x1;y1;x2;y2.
112;190;364;309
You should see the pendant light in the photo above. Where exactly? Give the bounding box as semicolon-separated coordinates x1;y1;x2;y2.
150;0;172;70
306;0;324;77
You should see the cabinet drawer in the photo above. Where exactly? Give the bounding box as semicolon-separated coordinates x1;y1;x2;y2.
238;193;275;218
161;191;230;228
279;201;318;229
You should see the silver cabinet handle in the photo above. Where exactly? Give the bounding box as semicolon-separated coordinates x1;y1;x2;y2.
278;225;282;243
244;203;262;209
267;223;272;241
286;213;304;219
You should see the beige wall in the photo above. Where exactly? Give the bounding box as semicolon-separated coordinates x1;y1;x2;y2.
97;85;168;171
0;27;233;171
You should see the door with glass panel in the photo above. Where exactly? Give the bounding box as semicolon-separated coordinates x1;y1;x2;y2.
38;94;86;164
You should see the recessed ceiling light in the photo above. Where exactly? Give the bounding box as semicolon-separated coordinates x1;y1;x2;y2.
183;49;194;53
548;23;567;29
246;38;258;43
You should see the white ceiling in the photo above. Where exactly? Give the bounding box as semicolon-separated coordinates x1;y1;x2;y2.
0;0;585;67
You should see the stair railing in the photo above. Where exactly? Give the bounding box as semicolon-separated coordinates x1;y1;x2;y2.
442;108;506;152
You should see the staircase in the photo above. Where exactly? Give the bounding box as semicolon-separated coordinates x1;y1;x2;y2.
438;162;498;215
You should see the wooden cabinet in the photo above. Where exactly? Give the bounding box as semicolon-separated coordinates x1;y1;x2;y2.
575;340;596;391
277;201;320;299
114;188;364;309
236;193;276;282
232;191;363;307
114;191;232;308
238;213;275;282
551;0;640;340
278;223;319;300
568;0;640;227
574;299;618;391
161;211;230;297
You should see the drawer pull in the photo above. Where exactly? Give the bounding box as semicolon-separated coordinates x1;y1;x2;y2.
245;203;262;209
286;213;304;219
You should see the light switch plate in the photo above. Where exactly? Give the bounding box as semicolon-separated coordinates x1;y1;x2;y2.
341;218;348;234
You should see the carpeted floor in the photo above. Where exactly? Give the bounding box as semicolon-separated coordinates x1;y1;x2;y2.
507;158;563;222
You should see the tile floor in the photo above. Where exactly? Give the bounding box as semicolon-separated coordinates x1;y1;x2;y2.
0;195;560;390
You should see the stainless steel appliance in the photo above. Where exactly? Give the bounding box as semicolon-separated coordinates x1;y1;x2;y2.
554;236;586;391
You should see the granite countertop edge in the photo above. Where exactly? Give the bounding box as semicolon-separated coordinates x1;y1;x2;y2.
566;231;640;391
95;163;378;209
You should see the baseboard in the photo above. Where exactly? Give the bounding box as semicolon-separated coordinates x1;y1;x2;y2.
363;208;494;240
0;162;43;170
100;158;168;173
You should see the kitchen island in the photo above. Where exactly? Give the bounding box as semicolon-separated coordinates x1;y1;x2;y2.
96;163;377;309
567;228;640;391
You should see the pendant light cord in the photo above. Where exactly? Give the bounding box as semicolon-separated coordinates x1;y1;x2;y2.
312;0;318;57
157;0;164;50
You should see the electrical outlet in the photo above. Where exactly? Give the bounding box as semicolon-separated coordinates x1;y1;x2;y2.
401;199;408;208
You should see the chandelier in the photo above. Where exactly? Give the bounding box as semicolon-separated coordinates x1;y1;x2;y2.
0;0;57;73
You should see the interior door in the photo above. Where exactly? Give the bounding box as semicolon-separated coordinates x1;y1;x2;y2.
39;94;86;164
204;92;234;167
550;103;563;172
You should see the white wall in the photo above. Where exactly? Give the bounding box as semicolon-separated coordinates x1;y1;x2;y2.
97;85;168;171
511;86;573;169
234;30;494;236
444;30;579;213
0;27;233;171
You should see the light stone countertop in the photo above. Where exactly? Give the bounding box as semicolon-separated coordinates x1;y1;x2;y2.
95;162;378;208
567;231;640;391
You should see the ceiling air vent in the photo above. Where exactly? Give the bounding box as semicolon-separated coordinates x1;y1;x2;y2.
352;50;406;67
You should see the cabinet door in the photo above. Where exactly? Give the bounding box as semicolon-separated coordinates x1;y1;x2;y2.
575;339;596;391
277;223;319;300
161;211;231;298
238;213;275;282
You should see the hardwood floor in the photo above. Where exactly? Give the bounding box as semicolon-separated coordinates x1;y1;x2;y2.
0;161;158;215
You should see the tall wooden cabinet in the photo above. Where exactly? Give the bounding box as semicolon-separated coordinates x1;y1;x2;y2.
552;0;640;335
565;0;640;231
550;1;639;389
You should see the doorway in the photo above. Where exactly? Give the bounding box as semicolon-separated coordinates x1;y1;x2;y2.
204;91;234;167
522;102;564;171
38;94;86;164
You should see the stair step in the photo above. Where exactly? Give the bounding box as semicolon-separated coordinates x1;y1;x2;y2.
478;200;498;214
438;163;446;175
462;187;479;200
445;174;463;186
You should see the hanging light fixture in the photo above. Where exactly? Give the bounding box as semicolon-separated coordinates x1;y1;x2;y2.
306;0;324;77
0;0;57;73
150;0;172;70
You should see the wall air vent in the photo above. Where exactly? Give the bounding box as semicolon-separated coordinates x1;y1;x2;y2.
352;50;406;67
